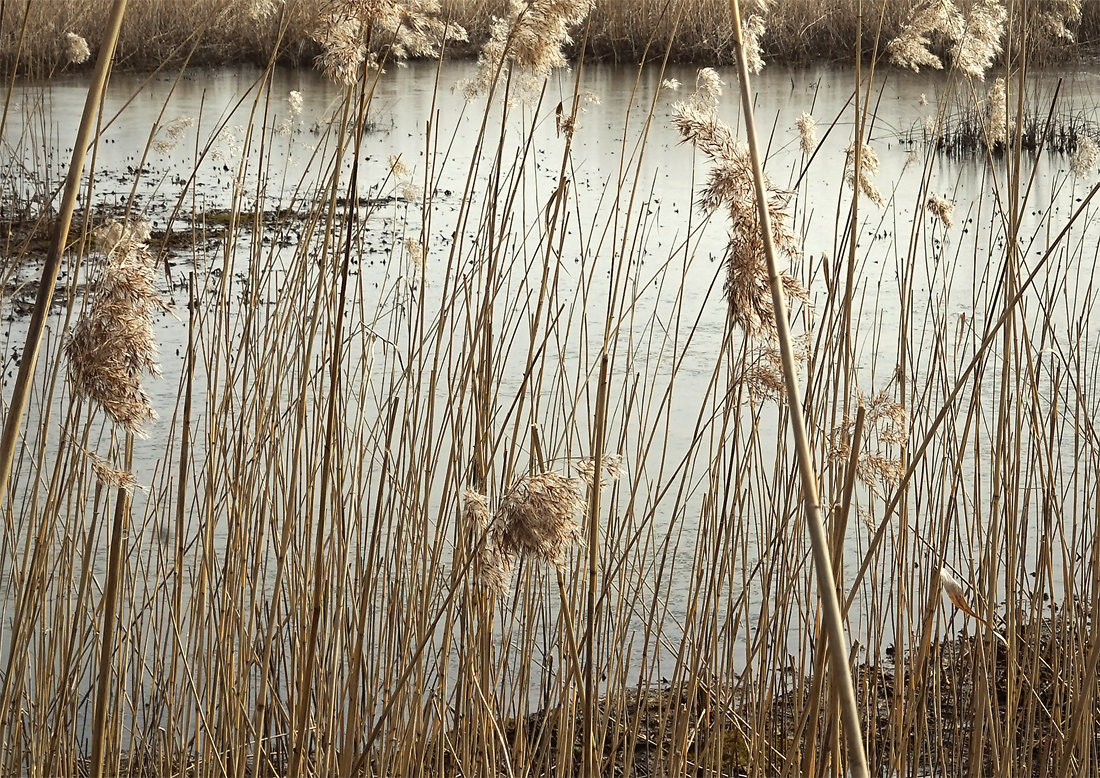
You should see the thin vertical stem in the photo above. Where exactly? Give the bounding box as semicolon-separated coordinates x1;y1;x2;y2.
583;353;609;777
89;435;134;778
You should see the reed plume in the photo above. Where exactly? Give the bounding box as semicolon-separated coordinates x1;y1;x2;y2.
247;0;283;21
86;450;139;493
1035;0;1081;43
983;77;1010;149
828;388;908;494
496;471;585;566
845;141;885;207
575;453;624;488
463;488;514;594
1071;136;1098;177
926;192;954;229
672;68;807;338
951;0;1004;79
463;0;596;98
312;0;467;85
151;116;194;154
62;32;91;65
65;221;161;436
740;13;766;73
886;0;963;72
796;111;816;155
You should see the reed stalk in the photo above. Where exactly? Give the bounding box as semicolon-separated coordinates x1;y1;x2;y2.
726;1;869;775
0;0;130;505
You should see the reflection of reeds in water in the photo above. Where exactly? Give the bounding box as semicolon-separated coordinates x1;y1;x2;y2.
4;1;1100;777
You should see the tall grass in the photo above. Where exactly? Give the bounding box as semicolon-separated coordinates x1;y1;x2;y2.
3;0;1100;74
2;0;1100;776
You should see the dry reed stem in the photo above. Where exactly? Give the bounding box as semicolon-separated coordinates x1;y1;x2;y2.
0;0;131;527
726;1;869;775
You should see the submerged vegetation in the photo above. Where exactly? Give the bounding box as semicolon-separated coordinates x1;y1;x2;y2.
3;0;1100;776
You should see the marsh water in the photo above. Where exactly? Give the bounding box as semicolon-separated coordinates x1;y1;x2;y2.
4;59;1100;731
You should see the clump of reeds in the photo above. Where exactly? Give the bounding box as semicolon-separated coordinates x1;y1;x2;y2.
312;0;467;84
64;220;161;435
886;0;1003;78
462;0;595;97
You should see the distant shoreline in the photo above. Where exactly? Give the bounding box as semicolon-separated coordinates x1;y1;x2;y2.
2;0;1097;77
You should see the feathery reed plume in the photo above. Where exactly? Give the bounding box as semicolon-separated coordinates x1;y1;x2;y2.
950;0;1005;79
888;0;1004;78
927;193;954;228
937;567;987;623
1071;136;1098;177
388;154;410;178
741;14;767;74
86;451;139;493
248;0;284;21
151;116;194;154
828;389;908;494
1035;0;1081;43
886;0;963;72
496;471;584;566
63;32;91;65
983;77;1010;149
672;69;807;338
405;237;425;269
388;155;421;199
277;91;303;135
312;0;467;85
796;112;816;155
845;141;885;208
65;220;161;436
462;0;595;98
575;453;624;488
315;14;365;85
741;337;809;404
463;489;514;594
694;66;723;101
661;78;681;91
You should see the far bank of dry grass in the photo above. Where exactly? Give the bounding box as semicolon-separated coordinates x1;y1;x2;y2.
2;0;1098;75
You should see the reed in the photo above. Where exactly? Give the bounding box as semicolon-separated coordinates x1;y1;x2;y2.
1;0;1099;776
2;0;1099;74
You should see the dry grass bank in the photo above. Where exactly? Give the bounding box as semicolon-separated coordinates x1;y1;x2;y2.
2;0;1098;74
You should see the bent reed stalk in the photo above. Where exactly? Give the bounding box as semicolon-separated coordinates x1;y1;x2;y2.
2;0;1100;776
